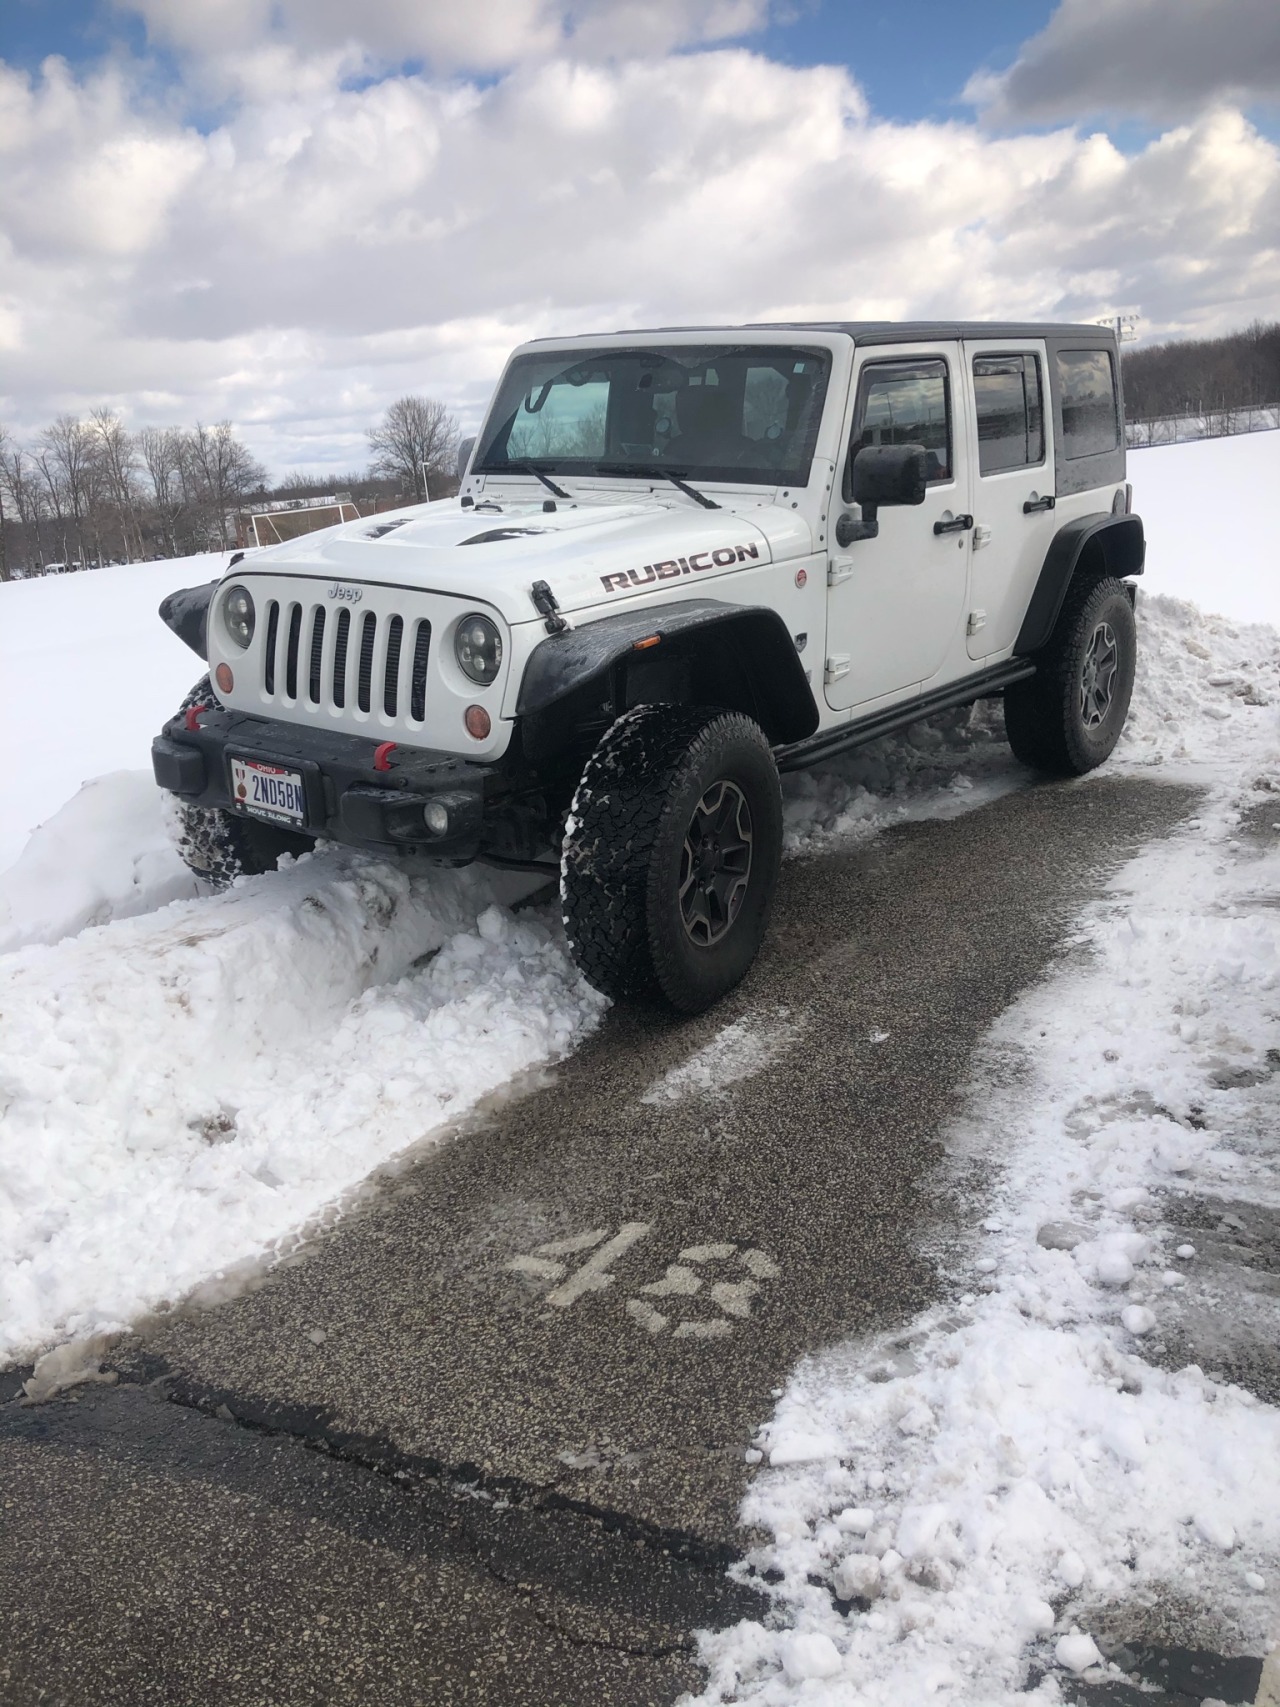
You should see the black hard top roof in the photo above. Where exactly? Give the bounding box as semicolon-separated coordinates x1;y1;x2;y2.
533;321;1113;345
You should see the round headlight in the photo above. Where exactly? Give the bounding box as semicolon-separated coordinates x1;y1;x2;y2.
455;613;502;685
223;584;255;650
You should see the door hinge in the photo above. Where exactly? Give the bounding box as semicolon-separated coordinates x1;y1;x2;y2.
972;523;993;551
827;556;855;586
967;609;987;637
825;654;851;684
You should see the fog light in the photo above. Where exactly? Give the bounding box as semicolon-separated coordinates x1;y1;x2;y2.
464;704;491;740
215;662;234;694
423;801;450;836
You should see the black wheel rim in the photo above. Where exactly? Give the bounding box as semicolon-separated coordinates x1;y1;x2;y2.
1080;620;1119;729
679;780;753;947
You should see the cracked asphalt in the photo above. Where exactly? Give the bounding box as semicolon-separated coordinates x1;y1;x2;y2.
0;771;1202;1706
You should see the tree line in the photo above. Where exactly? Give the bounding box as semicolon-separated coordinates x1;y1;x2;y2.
0;393;461;583
1122;318;1280;427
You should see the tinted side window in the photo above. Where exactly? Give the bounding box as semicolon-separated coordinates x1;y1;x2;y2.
846;358;951;498
973;354;1044;474
1056;349;1118;459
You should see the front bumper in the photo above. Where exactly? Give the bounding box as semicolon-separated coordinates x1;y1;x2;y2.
153;705;503;861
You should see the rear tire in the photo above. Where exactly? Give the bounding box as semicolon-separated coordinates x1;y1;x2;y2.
1003;576;1137;776
169;676;316;890
561;705;783;1013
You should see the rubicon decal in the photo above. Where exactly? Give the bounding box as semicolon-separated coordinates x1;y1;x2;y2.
600;542;761;593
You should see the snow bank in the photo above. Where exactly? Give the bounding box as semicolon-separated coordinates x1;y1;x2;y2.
689;610;1280;1702
0;773;196;955
0;551;239;874
0;853;603;1366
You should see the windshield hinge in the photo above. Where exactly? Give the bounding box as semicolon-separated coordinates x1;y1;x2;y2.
531;579;568;635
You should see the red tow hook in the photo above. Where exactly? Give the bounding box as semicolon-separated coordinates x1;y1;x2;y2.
184;703;209;732
373;741;397;772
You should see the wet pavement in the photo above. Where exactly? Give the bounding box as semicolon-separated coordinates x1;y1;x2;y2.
0;773;1205;1706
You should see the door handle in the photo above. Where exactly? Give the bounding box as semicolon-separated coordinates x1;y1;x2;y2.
1022;495;1056;514
933;513;973;536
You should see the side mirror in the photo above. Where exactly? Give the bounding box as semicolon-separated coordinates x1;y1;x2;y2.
456;436;476;481
836;443;929;547
851;443;928;507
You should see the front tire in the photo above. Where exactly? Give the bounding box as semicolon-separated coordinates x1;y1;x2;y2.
169;676;316;890
1004;576;1137;776
561;705;783;1013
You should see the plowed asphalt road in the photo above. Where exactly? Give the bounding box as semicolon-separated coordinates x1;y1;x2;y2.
0;771;1198;1707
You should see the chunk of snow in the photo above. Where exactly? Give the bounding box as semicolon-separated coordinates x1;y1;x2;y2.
833;1553;882;1601
1121;1305;1157;1336
780;1632;842;1682
1055;1631;1103;1674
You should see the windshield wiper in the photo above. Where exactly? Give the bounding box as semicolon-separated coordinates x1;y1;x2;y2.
592;464;720;510
507;462;571;501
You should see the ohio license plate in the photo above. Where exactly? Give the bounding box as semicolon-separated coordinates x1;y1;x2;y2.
230;757;307;827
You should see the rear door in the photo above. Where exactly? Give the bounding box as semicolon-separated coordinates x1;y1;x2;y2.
825;343;971;710
962;339;1057;660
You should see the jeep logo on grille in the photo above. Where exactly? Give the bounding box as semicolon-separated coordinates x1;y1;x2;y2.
326;583;363;603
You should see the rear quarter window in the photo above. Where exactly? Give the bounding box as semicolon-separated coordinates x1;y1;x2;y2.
1056;349;1119;459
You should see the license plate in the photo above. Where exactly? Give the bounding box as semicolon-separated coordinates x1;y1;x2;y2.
230;757;307;826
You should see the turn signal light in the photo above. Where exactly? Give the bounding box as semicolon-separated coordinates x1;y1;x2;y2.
464;704;491;740
215;663;234;694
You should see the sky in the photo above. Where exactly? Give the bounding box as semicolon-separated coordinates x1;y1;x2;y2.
1;0;1279;480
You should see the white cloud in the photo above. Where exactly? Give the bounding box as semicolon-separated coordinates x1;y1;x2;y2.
1;38;1278;476
114;0;774;73
969;0;1280;126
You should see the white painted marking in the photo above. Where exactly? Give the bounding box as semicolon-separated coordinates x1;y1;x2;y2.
625;1298;669;1334
710;1279;759;1319
680;1242;738;1263
740;1249;781;1280
506;1255;566;1281
675;1319;733;1339
1257;1650;1280;1706
545;1222;651;1308
640;1264;702;1298
537;1229;611;1258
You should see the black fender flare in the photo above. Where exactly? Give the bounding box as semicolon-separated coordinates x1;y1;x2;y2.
159;580;218;659
516;599;820;744
1015;512;1145;655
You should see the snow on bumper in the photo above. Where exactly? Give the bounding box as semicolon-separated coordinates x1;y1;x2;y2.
153;705;500;860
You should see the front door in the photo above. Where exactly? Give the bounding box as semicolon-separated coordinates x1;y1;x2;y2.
825;344;971;710
962;339;1058;660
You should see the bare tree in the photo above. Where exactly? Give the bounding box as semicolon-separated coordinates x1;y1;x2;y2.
89;407;143;561
190;421;268;549
38;415;96;561
367;395;459;501
140;426;190;556
0;426;10;583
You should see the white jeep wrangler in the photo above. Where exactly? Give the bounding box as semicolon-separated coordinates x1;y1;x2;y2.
153;322;1143;1012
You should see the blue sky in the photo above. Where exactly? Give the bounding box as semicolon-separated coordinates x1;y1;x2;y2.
0;0;1059;123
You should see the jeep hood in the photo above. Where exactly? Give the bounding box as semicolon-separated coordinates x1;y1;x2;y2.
241;497;810;623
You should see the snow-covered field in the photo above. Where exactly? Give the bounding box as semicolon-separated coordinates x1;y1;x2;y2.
2;439;1280;1694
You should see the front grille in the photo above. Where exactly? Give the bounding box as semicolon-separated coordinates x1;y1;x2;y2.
410;620;431;721
260;596;431;728
357;610;376;713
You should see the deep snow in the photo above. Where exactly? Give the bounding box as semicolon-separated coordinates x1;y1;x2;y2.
0;551;240;876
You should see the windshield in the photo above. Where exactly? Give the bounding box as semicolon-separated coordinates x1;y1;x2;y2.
474;344;832;488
